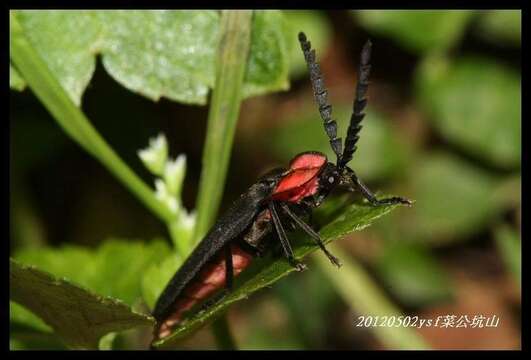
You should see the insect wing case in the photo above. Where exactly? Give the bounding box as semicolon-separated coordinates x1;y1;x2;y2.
153;180;276;321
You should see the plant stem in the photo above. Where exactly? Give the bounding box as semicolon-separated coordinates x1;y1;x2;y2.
211;315;238;350
313;244;430;350
192;10;253;351
9;11;174;224
193;10;253;243
168;218;188;257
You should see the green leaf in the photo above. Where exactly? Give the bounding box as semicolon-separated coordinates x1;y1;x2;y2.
494;224;521;285
141;255;183;311
407;153;503;244
375;242;453;306
14;10;101;106
12;10;291;106
282;10;332;78
153;198;408;348
10;259;153;349
10;65;26;90
269;104;412;181
98;332;118;350
92;240;172;305
98;10;219;104
355;10;474;54
243;10;290;98
13;238;171;307
416;56;521;168
10;301;52;333
476;10;521;45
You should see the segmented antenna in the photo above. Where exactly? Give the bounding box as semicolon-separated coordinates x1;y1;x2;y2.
298;32;342;164
338;40;372;169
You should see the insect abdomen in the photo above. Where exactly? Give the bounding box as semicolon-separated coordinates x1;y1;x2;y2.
155;244;253;339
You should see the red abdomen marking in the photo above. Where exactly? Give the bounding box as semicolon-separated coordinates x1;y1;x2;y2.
157;245;253;339
271;152;327;203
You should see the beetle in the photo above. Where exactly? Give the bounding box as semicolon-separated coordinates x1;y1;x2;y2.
152;32;412;341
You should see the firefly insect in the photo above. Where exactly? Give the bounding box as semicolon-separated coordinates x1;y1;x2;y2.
152;32;412;342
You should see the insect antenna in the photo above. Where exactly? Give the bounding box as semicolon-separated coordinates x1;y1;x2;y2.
298;32;343;164
338;40;372;169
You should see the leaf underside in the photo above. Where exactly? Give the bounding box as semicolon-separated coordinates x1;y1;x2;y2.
10;259;154;349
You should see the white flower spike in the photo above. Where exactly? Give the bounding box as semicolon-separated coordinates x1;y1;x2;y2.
138;133;168;176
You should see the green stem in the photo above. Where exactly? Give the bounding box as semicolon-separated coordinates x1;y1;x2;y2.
9;11;174;224
168;218;188;257
192;10;253;350
193;10;253;243
313;244;430;350
211;315;238;350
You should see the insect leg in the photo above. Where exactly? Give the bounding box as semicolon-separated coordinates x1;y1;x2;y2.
268;202;307;271
280;203;342;268
352;172;412;206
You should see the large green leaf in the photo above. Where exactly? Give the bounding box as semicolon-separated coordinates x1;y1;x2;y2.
153;198;408;348
14;10;101;105
354;10;473;54
13;239;171;307
416;56;521;168
97;10;219;104
11;10;290;106
10;259;153;349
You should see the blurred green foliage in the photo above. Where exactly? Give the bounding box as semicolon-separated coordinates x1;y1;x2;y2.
476;10;521;45
407;153;503;244
355;10;474;54
416;56;521;168
283;10;332;78
495;224;521;285
270;266;338;349
141;255;183;311
376;242;453;306
270;106;412;182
